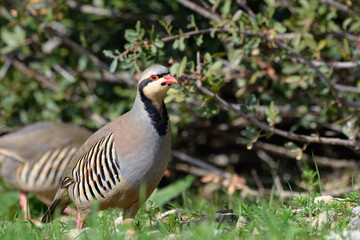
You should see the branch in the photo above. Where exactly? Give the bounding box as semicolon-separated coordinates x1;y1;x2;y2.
66;0;134;20
329;31;360;42
312;60;360;69
11;58;60;93
52;64;75;83
172;150;222;174
236;0;256;18
175;0;222;22
0;55;13;82
319;0;360;17
184;75;360;149
335;84;360;94
253;141;356;169
161;28;299;43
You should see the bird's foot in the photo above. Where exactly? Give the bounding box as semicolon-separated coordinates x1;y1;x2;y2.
77;212;84;229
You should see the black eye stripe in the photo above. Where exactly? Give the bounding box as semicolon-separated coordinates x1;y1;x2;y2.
157;73;168;78
148;72;168;81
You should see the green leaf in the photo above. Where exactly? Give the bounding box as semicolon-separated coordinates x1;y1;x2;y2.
149;175;195;206
265;101;280;126
343;17;352;30
13;25;26;43
210;60;222;71
110;59;118;73
349;20;360;33
247;94;259;113
135;20;141;32
178;38;185;51
221;0;231;18
177;56;187;77
204;52;212;62
317;39;326;50
170;63;179;76
154;39;164;48
1;27;16;46
274;22;286;33
0;45;19;55
187;14;197;29
124;29;138;42
172;39;179;49
211;52;226;59
103;50;114;58
284;142;303;160
342;118;357;139
240;126;259;150
195;35;203;46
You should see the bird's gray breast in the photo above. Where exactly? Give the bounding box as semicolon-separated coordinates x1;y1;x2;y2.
117;124;171;190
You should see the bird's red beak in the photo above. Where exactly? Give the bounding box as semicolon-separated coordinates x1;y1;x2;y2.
161;74;178;86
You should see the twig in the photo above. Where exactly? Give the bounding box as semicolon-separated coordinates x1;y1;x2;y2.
81;70;133;84
335;84;360;94
256;150;277;169
289;57;360;69
0;55;13;82
253;141;356;169
312;60;360;69
175;0;222;22
274;175;284;197
236;0;256;18
12;59;59;92
174;163;218;177
52;64;76;83
319;0;360;17
66;0;134;19
184;75;360;149
161;28;299;43
329;31;360;42
172;150;222;173
197;0;212;10
251;169;265;193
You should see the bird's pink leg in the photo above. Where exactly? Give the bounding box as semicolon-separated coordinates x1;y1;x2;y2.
19;192;28;217
63;207;78;216
19;192;40;225
77;212;83;229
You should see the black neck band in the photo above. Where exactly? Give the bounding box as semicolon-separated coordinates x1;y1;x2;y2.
138;79;169;136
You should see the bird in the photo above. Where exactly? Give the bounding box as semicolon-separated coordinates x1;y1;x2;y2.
41;65;177;228
0;121;92;223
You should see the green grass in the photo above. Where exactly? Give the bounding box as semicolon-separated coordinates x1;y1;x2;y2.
0;175;359;239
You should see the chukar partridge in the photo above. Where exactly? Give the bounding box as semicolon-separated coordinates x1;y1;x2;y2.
41;65;177;228
0;122;92;221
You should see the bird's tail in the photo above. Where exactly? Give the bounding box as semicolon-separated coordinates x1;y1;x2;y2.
41;189;70;223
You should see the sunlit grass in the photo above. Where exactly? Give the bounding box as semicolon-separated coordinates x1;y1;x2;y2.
0;174;359;239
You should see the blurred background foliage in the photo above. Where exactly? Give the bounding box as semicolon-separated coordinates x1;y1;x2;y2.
1;0;360;213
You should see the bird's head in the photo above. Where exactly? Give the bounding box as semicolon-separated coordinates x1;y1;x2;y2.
138;65;177;103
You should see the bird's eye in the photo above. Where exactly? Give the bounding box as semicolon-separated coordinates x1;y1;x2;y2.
150;75;159;81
